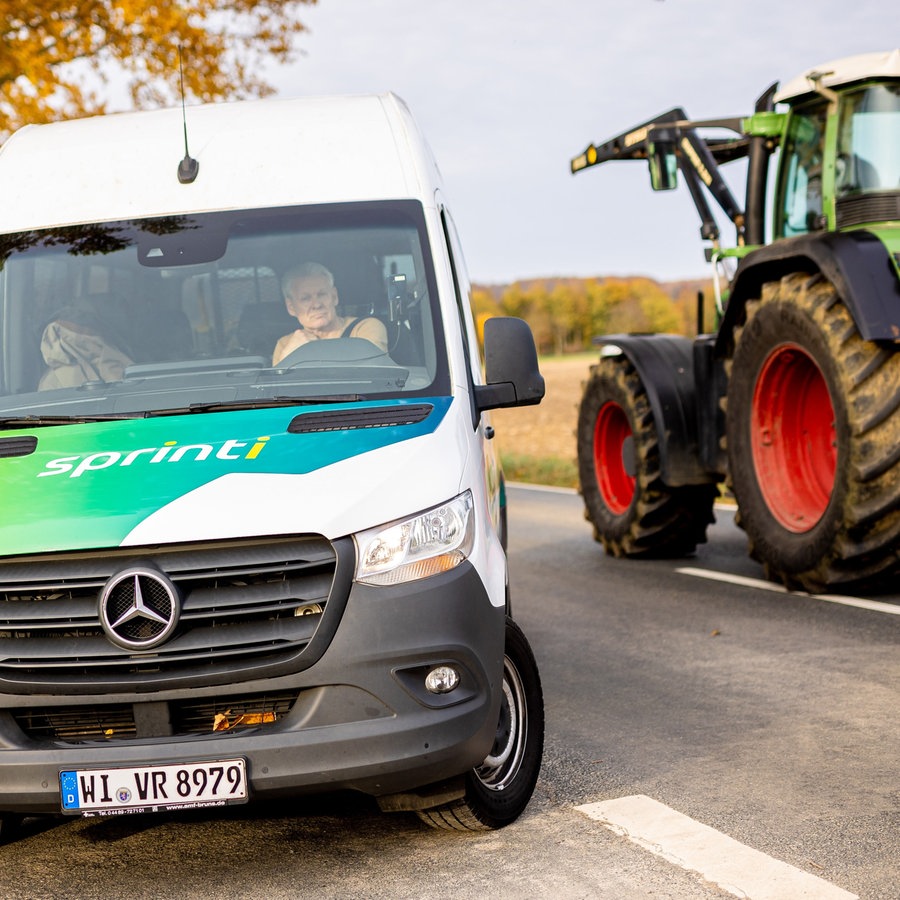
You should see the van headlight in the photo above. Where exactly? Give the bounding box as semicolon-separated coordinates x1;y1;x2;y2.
354;491;475;585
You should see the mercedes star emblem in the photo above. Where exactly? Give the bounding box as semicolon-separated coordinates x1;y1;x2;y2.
99;566;180;650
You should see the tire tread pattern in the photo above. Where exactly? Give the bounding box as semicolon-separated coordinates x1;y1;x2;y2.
577;357;716;559
725;272;900;590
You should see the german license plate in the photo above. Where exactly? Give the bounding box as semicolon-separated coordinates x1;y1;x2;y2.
59;759;248;816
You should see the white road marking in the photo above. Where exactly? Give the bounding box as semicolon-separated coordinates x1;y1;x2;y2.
577;794;858;900
677;566;900;616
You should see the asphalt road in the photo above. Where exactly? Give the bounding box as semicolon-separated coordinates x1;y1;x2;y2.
1;485;897;899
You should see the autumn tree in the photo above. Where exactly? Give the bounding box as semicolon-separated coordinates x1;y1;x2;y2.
583;278;616;342
603;277;681;334
0;1;316;137
471;286;502;343
496;281;554;355
471;286;501;321
672;282;717;335
474;276;710;355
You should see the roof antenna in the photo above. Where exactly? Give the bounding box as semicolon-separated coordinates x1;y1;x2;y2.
177;45;199;184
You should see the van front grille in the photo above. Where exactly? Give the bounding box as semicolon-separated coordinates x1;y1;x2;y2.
0;536;353;693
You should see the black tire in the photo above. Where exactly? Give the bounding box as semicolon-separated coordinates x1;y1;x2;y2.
725;271;900;591
576;356;716;558
417;618;543;831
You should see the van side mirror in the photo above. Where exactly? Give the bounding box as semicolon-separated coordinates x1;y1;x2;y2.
648;141;678;191
474;317;545;412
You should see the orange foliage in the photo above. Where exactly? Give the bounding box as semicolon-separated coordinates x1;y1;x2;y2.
474;276;714;355
0;1;316;137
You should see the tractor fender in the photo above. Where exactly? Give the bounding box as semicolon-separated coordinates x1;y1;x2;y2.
715;230;900;357
595;333;713;486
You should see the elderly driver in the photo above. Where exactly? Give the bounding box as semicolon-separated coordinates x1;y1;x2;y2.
272;262;388;365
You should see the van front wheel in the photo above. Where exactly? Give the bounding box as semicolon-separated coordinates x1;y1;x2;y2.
417;618;544;831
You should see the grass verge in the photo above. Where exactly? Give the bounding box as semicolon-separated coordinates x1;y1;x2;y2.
500;452;579;489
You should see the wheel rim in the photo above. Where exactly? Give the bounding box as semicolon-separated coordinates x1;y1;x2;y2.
474;656;527;792
751;343;836;532
593;401;636;515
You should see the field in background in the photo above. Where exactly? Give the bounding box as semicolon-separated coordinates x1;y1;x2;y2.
491;353;594;489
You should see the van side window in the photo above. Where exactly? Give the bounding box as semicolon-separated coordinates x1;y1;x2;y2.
441;208;483;382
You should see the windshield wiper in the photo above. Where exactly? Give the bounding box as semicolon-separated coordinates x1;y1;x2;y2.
0;396;366;429
178;394;367;414
0;413;144;429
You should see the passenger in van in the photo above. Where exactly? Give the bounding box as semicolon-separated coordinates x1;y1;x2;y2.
38;307;133;390
272;262;388;365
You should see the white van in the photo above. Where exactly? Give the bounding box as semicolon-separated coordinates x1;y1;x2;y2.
0;94;545;838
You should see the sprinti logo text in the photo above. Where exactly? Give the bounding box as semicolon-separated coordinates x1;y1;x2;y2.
39;436;270;478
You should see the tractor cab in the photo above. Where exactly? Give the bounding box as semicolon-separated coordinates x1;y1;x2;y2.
776;68;900;237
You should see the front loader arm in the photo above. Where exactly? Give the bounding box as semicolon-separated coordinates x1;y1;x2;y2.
570;108;749;247
570;108;690;171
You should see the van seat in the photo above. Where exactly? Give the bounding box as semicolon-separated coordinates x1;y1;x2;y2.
130;307;194;363
238;303;296;359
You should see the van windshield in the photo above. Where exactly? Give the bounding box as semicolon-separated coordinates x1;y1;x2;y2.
0;200;448;422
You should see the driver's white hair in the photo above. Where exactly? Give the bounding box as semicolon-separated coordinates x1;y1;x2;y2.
282;262;335;296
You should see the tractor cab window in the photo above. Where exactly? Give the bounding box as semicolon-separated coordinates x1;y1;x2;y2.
836;83;900;196
778;103;828;237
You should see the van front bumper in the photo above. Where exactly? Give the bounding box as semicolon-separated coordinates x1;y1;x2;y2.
0;563;506;815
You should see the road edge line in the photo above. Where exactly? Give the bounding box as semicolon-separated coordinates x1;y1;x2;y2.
577;794;858;900
676;567;900;616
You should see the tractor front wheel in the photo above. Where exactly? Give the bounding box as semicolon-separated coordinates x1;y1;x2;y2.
577;356;716;558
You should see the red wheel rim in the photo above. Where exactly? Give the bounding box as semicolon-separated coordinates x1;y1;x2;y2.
594;401;635;515
751;343;836;532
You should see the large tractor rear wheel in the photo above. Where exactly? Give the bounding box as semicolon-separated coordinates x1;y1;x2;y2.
726;271;900;591
577;356;716;558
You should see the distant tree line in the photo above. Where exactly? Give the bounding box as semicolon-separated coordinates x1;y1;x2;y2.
472;277;716;355
472;276;716;356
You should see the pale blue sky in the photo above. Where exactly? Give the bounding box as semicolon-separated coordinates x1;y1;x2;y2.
267;0;886;284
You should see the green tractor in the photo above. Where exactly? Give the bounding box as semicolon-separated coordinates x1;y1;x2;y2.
570;50;900;592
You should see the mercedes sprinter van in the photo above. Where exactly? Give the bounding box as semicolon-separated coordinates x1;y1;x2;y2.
0;93;545;838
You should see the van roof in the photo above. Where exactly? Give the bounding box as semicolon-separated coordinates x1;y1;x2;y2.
0;93;441;234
